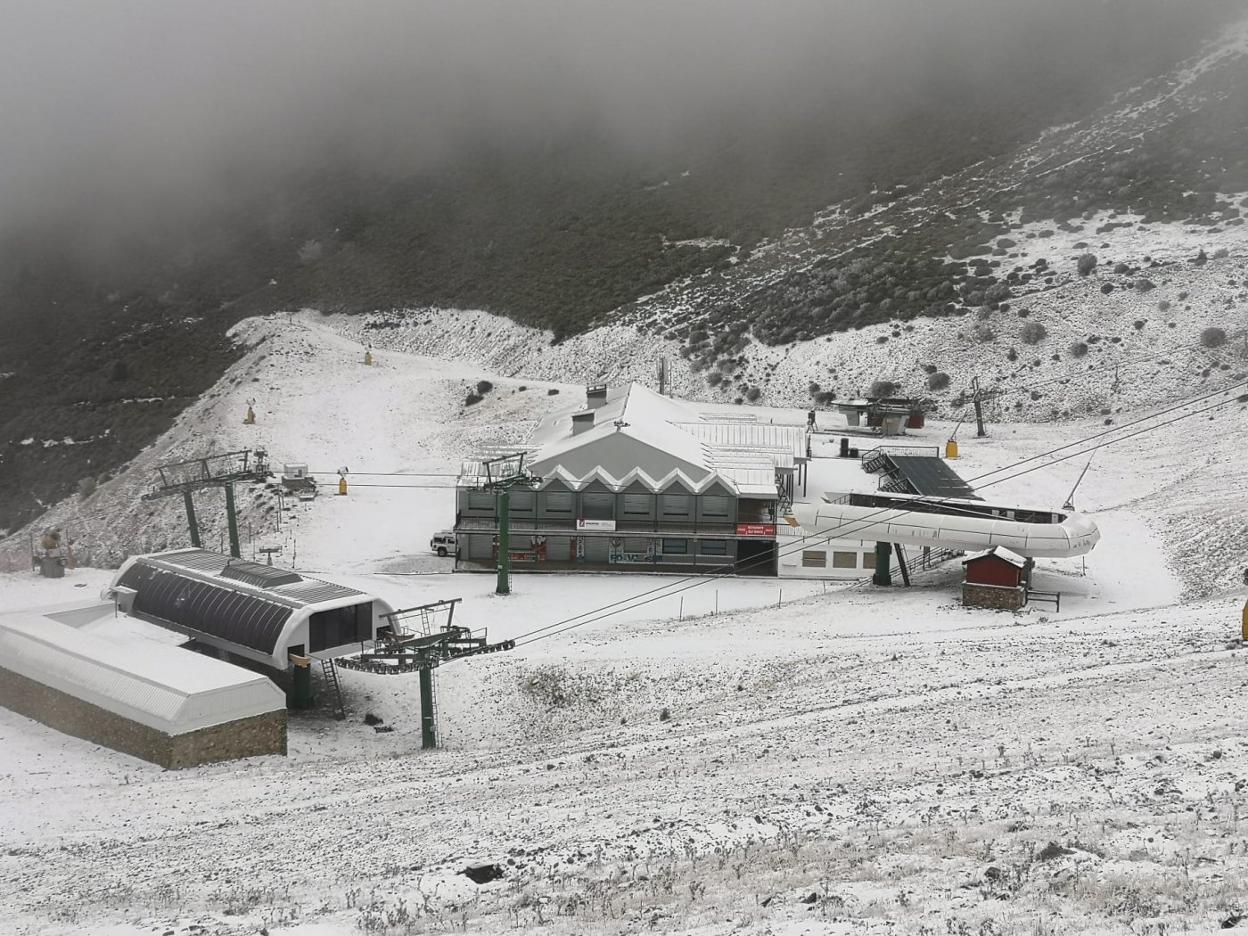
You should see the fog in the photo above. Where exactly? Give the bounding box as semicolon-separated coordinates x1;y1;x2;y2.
0;0;1238;249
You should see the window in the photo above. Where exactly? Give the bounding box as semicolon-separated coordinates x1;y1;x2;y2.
700;540;728;556
802;550;827;568
467;491;494;512
700;495;732;519
659;493;691;517
581;491;614;520
662;538;688;554
622;493;652;516
509;491;536;514
544;491;573;513
861;551;876;569
832;551;858;569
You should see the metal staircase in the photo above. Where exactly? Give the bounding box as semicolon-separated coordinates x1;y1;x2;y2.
320;658;346;720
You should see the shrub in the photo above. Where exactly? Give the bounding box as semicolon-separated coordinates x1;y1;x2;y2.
1201;327;1227;348
1135;279;1155;293
1076;253;1098;276
464;391;484;406
706;371;724;386
745;386;762;402
869;380;898;398
1070;342;1089;358
927;372;951;391
973;323;997;343
547;388;559;396
1100;283;1114;295
1020;322;1048;345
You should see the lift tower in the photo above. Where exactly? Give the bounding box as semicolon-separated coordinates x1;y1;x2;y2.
478;452;541;595
142;450;272;558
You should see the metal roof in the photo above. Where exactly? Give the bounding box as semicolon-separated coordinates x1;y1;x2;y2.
115;549;370;655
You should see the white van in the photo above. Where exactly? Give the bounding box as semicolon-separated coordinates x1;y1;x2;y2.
430;531;457;557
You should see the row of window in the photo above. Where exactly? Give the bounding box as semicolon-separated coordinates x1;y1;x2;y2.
660;538;727;555
465;490;733;519
801;550;877;570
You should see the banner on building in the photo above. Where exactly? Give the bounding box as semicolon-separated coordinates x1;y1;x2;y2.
576;518;616;532
736;523;776;537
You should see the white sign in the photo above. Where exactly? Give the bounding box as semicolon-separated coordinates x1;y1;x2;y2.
576;518;616;532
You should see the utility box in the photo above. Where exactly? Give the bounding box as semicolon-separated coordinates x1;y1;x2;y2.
962;547;1031;610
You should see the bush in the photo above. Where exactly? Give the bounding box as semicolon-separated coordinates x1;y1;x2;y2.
745;386;762;402
1077;253;1098;276
869;380;898;398
1135;279;1155;293
475;380;494;395
1069;341;1089;358
464;391;484;406
1020;322;1048;345
927;371;951;391
1201;326;1227;348
547;388;559;396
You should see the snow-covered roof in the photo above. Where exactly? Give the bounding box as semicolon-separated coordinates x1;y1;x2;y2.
501;383;804;498
0;610;285;735
961;546;1029;568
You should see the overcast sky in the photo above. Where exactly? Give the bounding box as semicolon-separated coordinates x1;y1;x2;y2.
0;1;1238;244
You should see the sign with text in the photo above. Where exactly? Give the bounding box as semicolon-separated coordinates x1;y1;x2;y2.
736;523;777;537
576;518;616;532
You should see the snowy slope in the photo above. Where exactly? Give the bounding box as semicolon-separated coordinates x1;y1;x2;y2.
1;311;1246;936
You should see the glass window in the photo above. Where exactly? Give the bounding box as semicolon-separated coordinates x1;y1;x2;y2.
509;490;536;513
802;550;827;568
662;538;688;554
832;551;858;569
700;495;732;519
622;493;652;516
861;550;876;569
700;540;728;556
467;491;494;511
543;491;573;513
659;494;691;517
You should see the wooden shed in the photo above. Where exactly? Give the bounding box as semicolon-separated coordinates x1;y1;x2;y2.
961;546;1032;610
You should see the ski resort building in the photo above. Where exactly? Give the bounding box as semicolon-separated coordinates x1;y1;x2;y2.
107;549;395;670
452;384;1101;581
0;604;287;768
454;383;807;576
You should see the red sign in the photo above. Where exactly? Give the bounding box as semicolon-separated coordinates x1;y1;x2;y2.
736;523;776;537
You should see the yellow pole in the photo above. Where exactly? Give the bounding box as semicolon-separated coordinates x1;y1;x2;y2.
1242;600;1247;641
945;439;959;459
338;476;348;496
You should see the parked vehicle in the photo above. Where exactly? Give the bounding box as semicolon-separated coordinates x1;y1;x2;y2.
430;531;457;557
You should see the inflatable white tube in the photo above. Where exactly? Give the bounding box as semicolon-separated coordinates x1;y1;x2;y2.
791;497;1100;559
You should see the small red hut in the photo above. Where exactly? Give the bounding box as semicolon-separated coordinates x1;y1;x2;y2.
961;546;1032;610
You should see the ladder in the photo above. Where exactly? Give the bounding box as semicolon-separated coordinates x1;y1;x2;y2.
320;658;346;720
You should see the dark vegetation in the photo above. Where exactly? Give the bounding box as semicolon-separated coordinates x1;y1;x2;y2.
0;3;1240;532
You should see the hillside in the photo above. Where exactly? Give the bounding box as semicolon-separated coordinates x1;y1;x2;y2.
1;7;1246;534
1;310;1246;935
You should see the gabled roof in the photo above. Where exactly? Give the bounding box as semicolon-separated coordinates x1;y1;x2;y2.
962;546;1028;568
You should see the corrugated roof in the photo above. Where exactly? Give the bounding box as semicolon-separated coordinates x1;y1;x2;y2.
889;456;980;500
0;611;284;734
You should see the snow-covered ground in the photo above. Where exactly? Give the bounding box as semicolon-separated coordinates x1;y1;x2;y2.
1;314;1246;935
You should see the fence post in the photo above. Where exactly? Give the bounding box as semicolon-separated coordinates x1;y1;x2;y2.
679;596;684;621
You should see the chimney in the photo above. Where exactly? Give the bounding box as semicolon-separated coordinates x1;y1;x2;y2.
586;385;608;409
571;411;595;436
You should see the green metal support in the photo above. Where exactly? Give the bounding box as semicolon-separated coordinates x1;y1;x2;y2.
873;541;893;587
419;667;437;749
182;490;201;548
496;488;511;595
224;483;241;559
288;661;314;709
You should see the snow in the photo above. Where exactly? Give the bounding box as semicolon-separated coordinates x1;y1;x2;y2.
2;311;1246;935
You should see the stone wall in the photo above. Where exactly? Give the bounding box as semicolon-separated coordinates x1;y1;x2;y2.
0;666;286;768
961;582;1026;611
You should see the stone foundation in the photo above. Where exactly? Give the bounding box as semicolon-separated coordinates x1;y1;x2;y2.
0;666;286;769
962;582;1027;611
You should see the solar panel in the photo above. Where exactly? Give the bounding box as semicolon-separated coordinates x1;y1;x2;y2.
219;560;303;588
889;456;980;500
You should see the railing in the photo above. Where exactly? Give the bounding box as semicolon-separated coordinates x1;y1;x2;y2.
1026;589;1061;611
